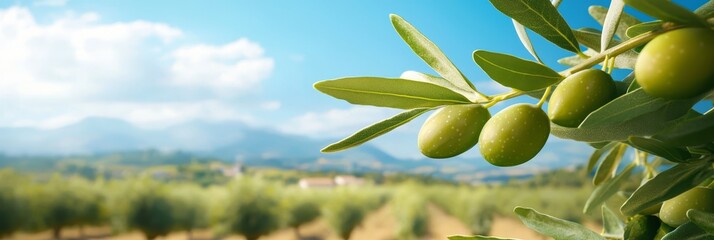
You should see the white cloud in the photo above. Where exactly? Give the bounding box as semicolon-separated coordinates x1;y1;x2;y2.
0;7;273;129
33;0;68;7
279;106;400;139
260;101;281;110
170;38;274;94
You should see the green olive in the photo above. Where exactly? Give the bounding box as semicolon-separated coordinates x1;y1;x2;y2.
478;104;550;167
548;69;617;127
418;104;491;158
624;215;660;240
659;186;714;227
635;28;714;99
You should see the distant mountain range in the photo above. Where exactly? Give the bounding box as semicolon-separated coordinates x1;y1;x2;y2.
0;117;584;182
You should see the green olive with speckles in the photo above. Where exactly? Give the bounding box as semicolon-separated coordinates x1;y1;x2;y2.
635;28;714;99
418;104;491;158
659;186;714;227
478;104;550;167
548;69;616;127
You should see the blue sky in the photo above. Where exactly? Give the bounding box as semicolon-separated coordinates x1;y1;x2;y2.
0;0;707;159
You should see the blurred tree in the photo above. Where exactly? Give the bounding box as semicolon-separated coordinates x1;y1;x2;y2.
127;186;175;240
285;191;321;238
224;178;283;240
323;191;370;240
169;184;208;240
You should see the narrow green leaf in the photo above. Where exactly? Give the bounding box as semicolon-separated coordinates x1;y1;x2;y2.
687;209;714;235
573;28;621;52
655;110;714;147
488;0;581;53
514;207;604;240
626;75;641;93
448;236;517;240
662;222;711;240
626;21;663;38
390;14;487;101
585;163;636;214
601;205;625;239
400;71;482;102
472;50;562;91
617;73;636;95
321;108;432;152
551;108;684;143
594;144;627;185
621;160;714;216
557;48;637;69
628;137;692;162
579;89;697;128
624;0;707;27
695;0;714;19
587;142;618;172
588;5;642;41
314;77;471;109
512;20;542;63
601;0;626;51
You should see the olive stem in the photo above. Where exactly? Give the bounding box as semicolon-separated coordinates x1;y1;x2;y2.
480;29;663;106
536;86;552;108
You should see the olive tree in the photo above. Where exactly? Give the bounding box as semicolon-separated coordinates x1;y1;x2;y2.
223;177;283;240
126;183;175;240
322;190;372;240
169;183;208;240
284;190;322;238
314;0;714;239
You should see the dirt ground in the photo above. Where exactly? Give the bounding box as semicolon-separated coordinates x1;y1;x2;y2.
10;205;602;240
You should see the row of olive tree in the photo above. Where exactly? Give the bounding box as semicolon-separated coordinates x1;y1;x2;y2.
0;170;386;240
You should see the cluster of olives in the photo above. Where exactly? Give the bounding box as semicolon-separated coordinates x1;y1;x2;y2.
417;27;714;167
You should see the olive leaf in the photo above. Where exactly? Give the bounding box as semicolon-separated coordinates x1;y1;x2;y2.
593;143;627;185
621;159;714;216
579;89;697;129
628;136;692;162
512;20;543;63
624;0;707;27
587;142;618;173
314;77;471;109
584;163;636;214
654;110;714;147
625;21;663;38
588;5;641;41
601;205;625;239
573;28;622;52
488;0;581;53
600;0;626;51
687;209;714;235
400;71;483;102
448;236;517;240
472;50;562;91
321;108;432;152
661;222;711;240
557;48;637;69
626;75;641;93
695;0;714;19
514;207;604;240
390;14;488;101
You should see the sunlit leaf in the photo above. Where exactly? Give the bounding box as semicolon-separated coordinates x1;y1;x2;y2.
514;207;604;240
579;89;697;128
390;14;487;101
624;0;707;27
587;142;617;172
626;21;663;38
488;0;581;53
321;108;432;152
593;144;627;185
573;28;621;52
601;0;626;51
512;20;542;63
695;0;714;19
400;71;483;102
687;209;714;235
557;48;637;69
588;5;642;41
628;137;692;162
585;163;635;214
601;205;625;239
314;77;471;109
472;50;562;91
621;160;714;216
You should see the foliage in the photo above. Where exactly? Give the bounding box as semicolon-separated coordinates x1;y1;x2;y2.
284;189;322;235
125;181;175;240
223;177;284;240
391;184;429;240
322;188;384;240
314;0;714;239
